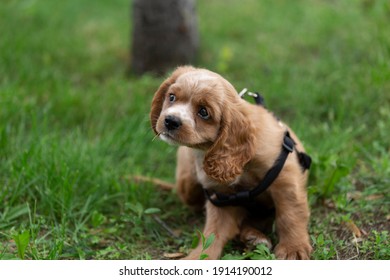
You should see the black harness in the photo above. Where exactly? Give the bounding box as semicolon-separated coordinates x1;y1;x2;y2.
203;91;311;207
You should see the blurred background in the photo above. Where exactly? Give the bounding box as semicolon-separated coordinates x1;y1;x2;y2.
0;0;389;259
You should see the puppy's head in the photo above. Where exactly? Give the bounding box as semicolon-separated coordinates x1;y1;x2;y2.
150;66;256;183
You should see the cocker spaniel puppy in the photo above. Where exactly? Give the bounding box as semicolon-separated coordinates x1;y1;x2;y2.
150;66;312;260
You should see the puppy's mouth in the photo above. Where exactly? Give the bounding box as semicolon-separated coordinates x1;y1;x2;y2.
158;131;182;145
157;130;212;150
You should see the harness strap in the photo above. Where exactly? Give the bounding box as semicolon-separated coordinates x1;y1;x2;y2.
203;91;312;207
298;151;312;170
204;131;295;207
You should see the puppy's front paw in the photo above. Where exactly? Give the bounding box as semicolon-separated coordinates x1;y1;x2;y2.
274;242;312;260
240;228;272;249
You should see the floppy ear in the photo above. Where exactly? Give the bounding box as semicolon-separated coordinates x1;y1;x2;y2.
150;66;195;134
203;102;256;184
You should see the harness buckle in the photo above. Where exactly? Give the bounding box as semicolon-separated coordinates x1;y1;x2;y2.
238;88;265;106
234;191;251;202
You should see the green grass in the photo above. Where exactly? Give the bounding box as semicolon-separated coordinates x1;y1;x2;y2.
0;0;389;260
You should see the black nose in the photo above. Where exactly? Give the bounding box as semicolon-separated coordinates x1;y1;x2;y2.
164;115;182;131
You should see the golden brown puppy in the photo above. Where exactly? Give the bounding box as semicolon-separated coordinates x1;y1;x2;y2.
150;66;312;260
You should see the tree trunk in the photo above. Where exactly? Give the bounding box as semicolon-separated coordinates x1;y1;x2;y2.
131;0;199;75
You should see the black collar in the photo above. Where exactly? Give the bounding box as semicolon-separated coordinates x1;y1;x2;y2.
204;131;295;207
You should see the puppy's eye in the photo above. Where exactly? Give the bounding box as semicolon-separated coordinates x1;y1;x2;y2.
198;107;210;120
169;93;176;102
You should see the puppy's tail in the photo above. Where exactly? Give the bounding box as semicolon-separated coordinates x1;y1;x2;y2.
128;175;175;190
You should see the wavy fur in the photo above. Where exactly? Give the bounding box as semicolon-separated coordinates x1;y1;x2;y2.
150;66;312;260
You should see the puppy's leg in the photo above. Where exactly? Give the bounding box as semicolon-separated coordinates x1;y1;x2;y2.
183;202;246;260
176;147;205;210
240;223;272;249
270;181;312;260
240;204;275;249
131;175;175;190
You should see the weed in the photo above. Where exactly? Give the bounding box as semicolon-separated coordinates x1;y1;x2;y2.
191;230;216;260
13;230;30;260
222;244;276;260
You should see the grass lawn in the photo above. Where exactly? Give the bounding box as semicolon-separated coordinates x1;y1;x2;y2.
0;0;389;260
